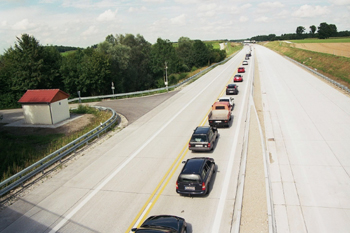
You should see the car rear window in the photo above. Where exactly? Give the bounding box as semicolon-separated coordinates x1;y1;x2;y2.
228;84;236;88
190;135;207;142
215;106;225;109
219;99;229;102
178;174;201;183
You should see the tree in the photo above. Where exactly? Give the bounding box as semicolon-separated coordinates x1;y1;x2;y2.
192;40;209;67
329;24;338;37
176;37;194;71
150;38;181;86
98;33;153;92
296;26;306;36
309;25;316;35
0;34;62;97
317;22;337;39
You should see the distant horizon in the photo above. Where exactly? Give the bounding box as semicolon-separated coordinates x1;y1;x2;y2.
1;0;350;53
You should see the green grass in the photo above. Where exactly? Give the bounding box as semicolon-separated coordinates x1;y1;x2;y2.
226;42;243;56
265;41;350;88
60;50;76;56
0;106;112;183
288;37;350;43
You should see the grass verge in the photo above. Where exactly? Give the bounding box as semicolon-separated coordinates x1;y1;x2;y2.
0;105;112;183
264;41;350;89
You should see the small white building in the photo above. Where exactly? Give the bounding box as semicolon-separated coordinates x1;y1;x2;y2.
18;89;70;125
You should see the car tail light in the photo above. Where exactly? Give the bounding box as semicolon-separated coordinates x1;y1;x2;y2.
209;120;213;124
208;142;211;148
188;143;191;148
224;120;228;123
202;182;206;190
176;181;178;190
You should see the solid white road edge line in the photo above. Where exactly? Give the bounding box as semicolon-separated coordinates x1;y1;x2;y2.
49;52;242;233
211;49;252;233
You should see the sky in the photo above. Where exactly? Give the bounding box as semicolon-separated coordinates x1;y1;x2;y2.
0;0;350;53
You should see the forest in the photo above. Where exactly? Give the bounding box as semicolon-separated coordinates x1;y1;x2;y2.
0;34;227;109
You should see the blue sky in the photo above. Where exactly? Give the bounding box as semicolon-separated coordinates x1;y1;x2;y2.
0;0;349;53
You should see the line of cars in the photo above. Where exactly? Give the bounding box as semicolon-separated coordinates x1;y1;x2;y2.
132;52;251;232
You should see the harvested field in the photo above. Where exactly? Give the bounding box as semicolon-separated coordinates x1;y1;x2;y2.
293;43;350;58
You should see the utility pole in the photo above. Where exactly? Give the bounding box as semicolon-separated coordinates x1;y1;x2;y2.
165;62;168;91
111;82;115;95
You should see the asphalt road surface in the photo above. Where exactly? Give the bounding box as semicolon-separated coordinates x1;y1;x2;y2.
0;47;253;232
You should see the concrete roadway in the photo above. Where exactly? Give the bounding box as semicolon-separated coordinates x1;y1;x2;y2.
0;48;253;232
256;45;350;232
2;44;349;233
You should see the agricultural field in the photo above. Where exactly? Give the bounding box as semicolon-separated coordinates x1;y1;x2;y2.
288;38;350;58
265;41;350;90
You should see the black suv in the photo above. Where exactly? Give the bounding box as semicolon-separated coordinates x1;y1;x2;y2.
226;83;238;95
188;126;218;151
131;215;187;233
176;157;215;196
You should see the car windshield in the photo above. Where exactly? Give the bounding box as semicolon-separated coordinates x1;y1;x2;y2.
178;174;201;183
190;135;207;142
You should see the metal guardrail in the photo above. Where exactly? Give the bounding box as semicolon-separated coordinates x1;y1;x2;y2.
0;106;119;196
68;51;240;103
284;56;350;94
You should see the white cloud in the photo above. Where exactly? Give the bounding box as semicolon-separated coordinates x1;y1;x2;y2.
61;0;118;9
328;0;350;5
1;21;7;27
292;5;330;18
241;3;252;9
255;16;269;22
277;9;289;18
257;1;284;13
12;19;36;30
128;6;147;12
198;3;217;11
197;3;220;17
239;16;248;22
170;14;186;25
97;9;117;22
239;16;249;23
82;25;98;36
142;0;165;2
175;0;200;4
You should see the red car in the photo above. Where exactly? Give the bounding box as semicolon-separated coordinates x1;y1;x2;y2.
238;67;245;73
234;74;243;82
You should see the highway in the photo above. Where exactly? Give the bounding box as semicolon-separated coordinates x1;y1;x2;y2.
256;45;350;232
1;44;350;233
0;47;254;232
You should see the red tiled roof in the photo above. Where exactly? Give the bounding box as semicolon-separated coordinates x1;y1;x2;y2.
18;89;70;104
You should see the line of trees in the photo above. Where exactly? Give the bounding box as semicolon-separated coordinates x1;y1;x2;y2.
0;34;226;109
251;22;350;41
